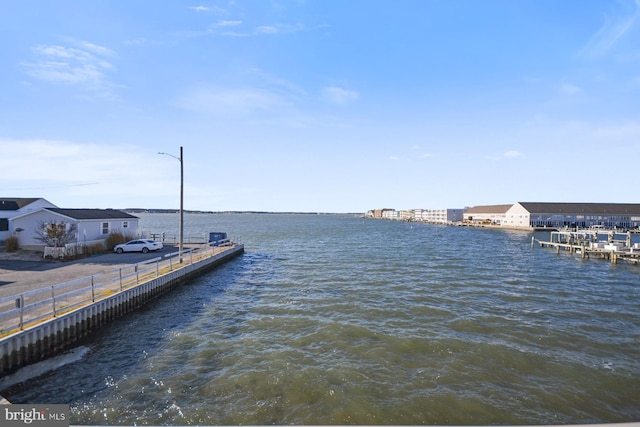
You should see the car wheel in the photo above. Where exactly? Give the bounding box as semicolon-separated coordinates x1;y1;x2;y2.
116;248;123;254
142;247;149;253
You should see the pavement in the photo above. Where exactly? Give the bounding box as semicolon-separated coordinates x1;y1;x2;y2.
0;245;183;300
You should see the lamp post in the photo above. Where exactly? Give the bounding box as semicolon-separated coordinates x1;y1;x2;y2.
158;146;184;263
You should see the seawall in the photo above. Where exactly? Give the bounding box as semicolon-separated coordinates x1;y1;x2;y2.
0;244;244;377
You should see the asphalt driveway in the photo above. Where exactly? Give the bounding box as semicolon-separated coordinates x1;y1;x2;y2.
0;245;182;298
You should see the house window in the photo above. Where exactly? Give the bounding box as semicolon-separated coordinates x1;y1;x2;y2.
0;218;8;232
123;221;129;229
102;222;109;234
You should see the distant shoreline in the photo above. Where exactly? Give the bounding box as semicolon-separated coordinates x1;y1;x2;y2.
124;209;364;216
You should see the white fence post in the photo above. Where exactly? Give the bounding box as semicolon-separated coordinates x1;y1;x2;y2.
17;296;24;330
52;286;56;317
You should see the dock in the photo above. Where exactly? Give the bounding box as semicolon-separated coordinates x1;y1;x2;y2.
532;230;640;265
0;243;244;377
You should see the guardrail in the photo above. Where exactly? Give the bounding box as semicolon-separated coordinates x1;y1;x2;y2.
0;244;227;336
143;232;243;246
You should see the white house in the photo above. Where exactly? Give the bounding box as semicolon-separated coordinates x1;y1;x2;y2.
0;198;57;244
10;208;140;250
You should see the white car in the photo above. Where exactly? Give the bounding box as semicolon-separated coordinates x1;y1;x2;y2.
114;239;163;254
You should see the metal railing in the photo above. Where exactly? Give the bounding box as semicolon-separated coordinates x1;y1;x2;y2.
143;232;243;246
0;244;234;337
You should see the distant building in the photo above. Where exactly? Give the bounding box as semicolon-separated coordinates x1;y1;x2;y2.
416;208;464;224
367;207;464;224
382;209;399;220
366;208;395;219
399;210;413;221
463;204;513;226
465;202;640;230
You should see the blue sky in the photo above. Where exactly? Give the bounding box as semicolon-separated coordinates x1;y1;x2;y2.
1;0;639;213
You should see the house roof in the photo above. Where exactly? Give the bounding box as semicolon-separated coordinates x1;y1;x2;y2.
0;198;41;211
44;208;139;220
518;202;640;215
464;204;513;214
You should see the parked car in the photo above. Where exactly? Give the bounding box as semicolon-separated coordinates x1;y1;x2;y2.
114;239;163;254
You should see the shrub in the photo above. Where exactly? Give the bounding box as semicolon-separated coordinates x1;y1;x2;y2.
104;232;134;251
5;235;19;252
84;243;105;256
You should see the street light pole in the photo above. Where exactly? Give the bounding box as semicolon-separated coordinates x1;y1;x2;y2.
159;146;184;263
179;146;184;263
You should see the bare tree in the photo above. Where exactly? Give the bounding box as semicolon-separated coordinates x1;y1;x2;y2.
33;219;77;247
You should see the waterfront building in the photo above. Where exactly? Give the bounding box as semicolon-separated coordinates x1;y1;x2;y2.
365;208;395;219
367;207;464;224
10;208;140;250
417;208;464;224
465;202;640;230
463;204;513;226
382;209;399;220
399;210;413;221
0;198;57;244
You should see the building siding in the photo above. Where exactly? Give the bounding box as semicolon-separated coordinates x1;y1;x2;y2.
10;209;140;250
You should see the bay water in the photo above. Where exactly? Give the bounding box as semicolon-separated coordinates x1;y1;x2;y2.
2;213;639;425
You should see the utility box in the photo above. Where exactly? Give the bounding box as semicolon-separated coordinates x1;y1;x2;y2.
209;232;229;247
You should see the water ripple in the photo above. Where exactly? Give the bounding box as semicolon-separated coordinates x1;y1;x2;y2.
3;214;639;425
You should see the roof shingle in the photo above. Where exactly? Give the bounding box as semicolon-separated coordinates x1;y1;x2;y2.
45;208;138;220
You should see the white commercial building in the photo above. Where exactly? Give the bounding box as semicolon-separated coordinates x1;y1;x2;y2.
465;202;640;230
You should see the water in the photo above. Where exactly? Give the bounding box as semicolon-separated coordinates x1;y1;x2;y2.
2;213;639;425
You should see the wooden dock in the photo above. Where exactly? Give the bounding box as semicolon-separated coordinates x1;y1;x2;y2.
532;230;640;265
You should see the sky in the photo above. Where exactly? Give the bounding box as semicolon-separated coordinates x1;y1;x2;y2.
1;0;639;213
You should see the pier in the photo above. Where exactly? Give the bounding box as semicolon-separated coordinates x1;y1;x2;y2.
532;230;640;265
0;243;244;377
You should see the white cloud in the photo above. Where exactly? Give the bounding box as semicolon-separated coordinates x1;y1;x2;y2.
209;20;243;30
504;150;523;158
21;40;117;97
256;25;279;35
176;86;293;116
74;40;115;57
322;86;359;105
0;139;180;208
219;23;306;37
484;150;523;161
188;5;210;12
190;4;229;15
578;0;640;59
559;83;583;95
